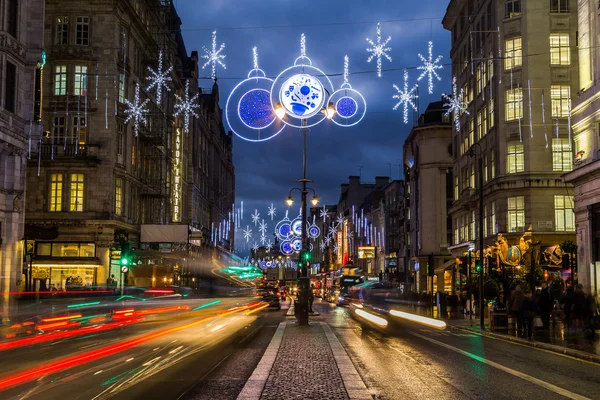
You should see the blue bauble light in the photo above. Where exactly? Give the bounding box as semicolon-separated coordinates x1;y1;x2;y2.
300;85;310;95
278;223;291;238
239;89;274;129
336;97;358;118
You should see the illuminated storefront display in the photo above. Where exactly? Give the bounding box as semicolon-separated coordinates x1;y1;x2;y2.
172;127;182;222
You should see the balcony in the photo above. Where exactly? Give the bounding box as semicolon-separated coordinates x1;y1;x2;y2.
37;144;99;160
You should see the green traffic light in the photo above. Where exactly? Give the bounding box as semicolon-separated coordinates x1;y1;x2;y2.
121;258;129;265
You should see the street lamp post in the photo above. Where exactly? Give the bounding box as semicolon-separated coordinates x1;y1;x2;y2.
468;143;485;329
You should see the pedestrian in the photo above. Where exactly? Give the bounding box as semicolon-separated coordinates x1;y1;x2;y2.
584;291;598;338
521;291;538;340
308;287;315;313
509;285;525;336
539;282;554;332
573;284;586;331
562;285;574;330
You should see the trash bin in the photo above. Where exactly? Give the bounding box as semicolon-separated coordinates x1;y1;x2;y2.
490;302;508;332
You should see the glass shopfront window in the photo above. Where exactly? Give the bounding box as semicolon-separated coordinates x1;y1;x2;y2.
37;242;96;258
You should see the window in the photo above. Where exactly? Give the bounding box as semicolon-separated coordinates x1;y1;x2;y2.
552;138;572;171
117;124;124;156
54;65;67;95
115;177;123;216
481;105;488;135
70;173;84;212
48;242;95;257
470;164;475;188
477;110;483;140
550;0;569;12
505;0;521;18
551;85;571;117
55;16;69;45
483;156;488;183
507;142;525;173
554;195;575;231
76;16;89;45
469;119;474;147
476;64;482;95
49;173;63;212
490;202;497;234
505;37;522;69
550;34;570;65
507;196;525;232
72;117;86;144
4;62;16;113
489;98;495;128
462;167;468;191
491;151;496;179
74;65;87;96
505;88;523;121
119;74;126;103
454;219;459;244
483;206;488;237
454;175;459;200
471;211;476;240
6;0;18;37
53;116;65;142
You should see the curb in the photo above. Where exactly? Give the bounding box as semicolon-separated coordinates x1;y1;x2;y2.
450;325;600;364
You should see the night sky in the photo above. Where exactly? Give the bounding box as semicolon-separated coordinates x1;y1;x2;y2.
176;0;451;250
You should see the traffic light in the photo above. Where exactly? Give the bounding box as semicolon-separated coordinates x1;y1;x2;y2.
120;242;131;273
474;259;482;273
562;254;570;270
459;256;468;275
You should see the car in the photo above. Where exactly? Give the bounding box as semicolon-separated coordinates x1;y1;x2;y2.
257;286;281;310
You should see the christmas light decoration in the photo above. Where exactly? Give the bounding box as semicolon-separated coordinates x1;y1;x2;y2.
252;242;259;252
392;70;418;124
260;235;266;245
332;244;339;254
324;236;332;246
328;225;337;238
268;203;276;220
542;90;548;148
319;241;326;252
366;22;392;78
146;50;173;106
124;82;150;137
336;214;345;228
442;76;469;132
201;30;226;80
266;240;273;252
243;226;253;242
174;79;200;134
259;219;268;235
416;41;443;94
251;209;260;225
320;205;329;222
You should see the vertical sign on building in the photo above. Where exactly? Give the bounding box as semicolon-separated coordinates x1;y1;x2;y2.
336;231;343;265
172;127;182;222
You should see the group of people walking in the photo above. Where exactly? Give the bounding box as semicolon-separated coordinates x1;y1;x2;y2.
509;283;598;340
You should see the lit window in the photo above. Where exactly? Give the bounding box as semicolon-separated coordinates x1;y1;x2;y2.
72;117;86;144
476;65;482;95
118;124;125;156
507;196;525;232
115;177;123;216
469;119;474;146
481;105;488;135
552;138;572;171
74;65;88;96
471;211;476;240
550;34;570;67
483;206;488;237
119;74;126;103
49;173;63;212
454;175;459;200
505;88;523;121
70;173;85;212
491;151;496;179
55;16;69;45
54;65;67;96
505;0;521;19
550;0;569;13
507;142;525;173
483;156;488;183
470;164;475;188
504;37;522;70
554;195;574;231
76;16;89;46
490;202;497;234
551;85;571;117
477;110;483;140
454;219;459;244
53;116;66;143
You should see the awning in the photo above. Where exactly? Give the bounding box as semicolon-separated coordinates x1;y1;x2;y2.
435;258;456;273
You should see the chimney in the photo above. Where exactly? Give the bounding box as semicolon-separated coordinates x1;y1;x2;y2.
349;176;360;186
375;176;389;187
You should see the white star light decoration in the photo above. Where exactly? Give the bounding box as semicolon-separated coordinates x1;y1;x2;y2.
259;220;268;235
243;226;252;242
336;214;345;228
320;206;329;223
124;83;150;137
146;50;173;106
366;22;392;78
417;41;443;95
442;76;470;132
333;244;339;254
324;236;332;246
174;80;200;134
251;242;259;252
328;225;337;238
393;70;418;124
201;30;226;80
268;203;276;220
266;240;273;252
260;235;266;245
251;210;260;225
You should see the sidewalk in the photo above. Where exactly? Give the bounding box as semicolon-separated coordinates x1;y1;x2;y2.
237;320;371;400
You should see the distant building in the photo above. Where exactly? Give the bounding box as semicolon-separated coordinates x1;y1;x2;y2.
384;180;405;280
403;100;453;293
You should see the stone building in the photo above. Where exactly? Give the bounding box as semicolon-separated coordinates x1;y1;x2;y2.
383;180;405;280
0;0;44;323
403;100;453;293
23;0;234;291
442;0;578;288
564;0;600;294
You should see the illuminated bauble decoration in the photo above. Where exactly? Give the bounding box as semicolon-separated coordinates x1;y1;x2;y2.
292;239;302;251
291;218;303;236
280;241;294;255
336;97;358;118
279;74;325;118
308;224;320;239
276;220;292;240
239;89;274;129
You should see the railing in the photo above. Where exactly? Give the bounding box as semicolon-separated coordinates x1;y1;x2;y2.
37;144;95;159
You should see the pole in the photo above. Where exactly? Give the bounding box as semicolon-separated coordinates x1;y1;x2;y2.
298;117;310;325
478;155;484;329
301;118;308;277
468;250;472;320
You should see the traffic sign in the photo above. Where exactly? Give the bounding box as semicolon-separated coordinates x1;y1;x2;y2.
121;265;129;273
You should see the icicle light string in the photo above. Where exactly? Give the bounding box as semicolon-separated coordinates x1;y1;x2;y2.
528;80;533;138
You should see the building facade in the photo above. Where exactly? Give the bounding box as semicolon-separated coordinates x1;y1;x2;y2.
443;0;578;290
0;0;45;323
564;0;600;294
403;100;453;293
24;0;233;292
384;180;405;279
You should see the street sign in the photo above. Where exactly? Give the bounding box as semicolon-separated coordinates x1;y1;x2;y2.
121;265;129;273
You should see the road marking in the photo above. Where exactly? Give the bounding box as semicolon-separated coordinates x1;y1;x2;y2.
408;331;590;400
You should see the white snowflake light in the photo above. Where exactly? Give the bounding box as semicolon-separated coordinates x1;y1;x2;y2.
347;231;354;241
319;241;326;252
202;30;226;80
251;242;259;252
251;210;260;225
146;50;173;106
266;240;273;252
324;236;332;246
259;219;267;235
332;244;339;254
268;203;276;220
366;22;392;78
174;79;200;134
393;70;418;124
417;41;443;95
328;225;337;238
442;76;470;132
336;214;345;228
320;205;329;223
124;83;150;137
260;234;266;245
243;226;252;242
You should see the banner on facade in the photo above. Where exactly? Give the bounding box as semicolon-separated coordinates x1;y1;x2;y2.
141;225;188;243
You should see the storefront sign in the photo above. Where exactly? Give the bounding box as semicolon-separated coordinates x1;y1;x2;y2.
159;243;172;253
358;246;376;259
172;127;182;222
